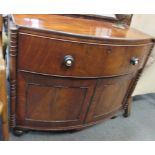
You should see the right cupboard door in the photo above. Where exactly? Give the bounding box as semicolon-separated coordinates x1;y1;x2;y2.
85;75;133;123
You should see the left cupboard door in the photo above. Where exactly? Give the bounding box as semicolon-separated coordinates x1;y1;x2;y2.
15;72;96;130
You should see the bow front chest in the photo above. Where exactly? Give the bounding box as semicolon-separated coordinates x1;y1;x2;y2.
8;15;154;135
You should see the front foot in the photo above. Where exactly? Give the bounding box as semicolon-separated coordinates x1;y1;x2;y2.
12;128;26;137
123;109;130;118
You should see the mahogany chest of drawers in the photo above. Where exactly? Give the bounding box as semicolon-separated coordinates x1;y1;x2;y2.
8;14;154;136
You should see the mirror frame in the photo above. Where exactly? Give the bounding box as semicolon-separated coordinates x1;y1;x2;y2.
62;14;133;26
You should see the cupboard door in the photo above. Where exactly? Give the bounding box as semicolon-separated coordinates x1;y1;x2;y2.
16;72;96;129
86;75;132;123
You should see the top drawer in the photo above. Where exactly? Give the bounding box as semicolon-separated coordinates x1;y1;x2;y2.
18;33;152;78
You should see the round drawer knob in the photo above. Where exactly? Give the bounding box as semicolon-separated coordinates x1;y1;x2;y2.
130;57;139;65
64;55;74;67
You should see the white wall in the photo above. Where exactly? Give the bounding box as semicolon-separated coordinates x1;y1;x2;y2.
131;14;155;95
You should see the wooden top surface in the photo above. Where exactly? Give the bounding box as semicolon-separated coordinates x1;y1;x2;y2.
12;14;153;42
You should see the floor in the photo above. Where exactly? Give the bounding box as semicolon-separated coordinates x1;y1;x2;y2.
9;93;155;141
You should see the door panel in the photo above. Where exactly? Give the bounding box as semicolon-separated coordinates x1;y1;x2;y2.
26;84;87;122
16;71;96;128
86;75;132;122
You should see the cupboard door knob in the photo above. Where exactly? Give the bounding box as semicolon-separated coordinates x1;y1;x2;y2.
130;57;139;65
64;55;74;67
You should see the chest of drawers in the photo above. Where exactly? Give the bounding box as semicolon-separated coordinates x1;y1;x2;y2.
8;15;154;135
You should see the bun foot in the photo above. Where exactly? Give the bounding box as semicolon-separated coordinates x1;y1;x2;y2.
12;129;25;137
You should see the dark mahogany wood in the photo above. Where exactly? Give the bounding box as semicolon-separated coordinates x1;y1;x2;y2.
8;14;154;134
85;74;133;123
11;14;153;44
17;33;152;78
16;71;96;129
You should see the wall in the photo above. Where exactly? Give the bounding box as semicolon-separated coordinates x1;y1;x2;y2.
131;14;155;95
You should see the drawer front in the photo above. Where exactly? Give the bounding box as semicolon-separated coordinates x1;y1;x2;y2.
18;33;152;77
